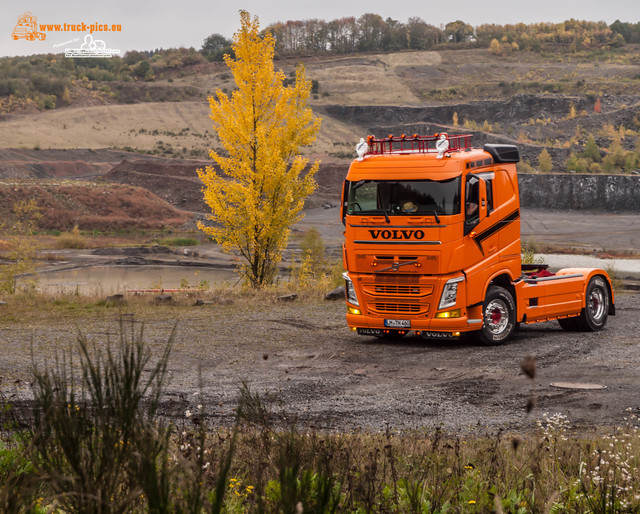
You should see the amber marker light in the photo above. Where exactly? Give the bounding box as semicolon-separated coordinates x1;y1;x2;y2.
435;309;461;318
347;306;362;315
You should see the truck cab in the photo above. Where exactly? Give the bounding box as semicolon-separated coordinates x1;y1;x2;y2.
341;134;614;344
12;13;46;41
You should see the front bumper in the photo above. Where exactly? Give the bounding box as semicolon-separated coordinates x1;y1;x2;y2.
346;311;483;333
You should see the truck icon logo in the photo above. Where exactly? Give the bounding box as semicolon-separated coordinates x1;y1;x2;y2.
368;229;425;240
12;12;46;41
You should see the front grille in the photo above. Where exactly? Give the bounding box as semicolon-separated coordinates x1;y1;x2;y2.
362;275;433;297
373;284;422;295
372;274;419;284
372;303;425;314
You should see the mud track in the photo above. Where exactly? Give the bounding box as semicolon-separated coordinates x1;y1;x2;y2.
2;292;639;434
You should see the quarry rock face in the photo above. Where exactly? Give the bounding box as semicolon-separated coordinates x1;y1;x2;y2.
518;173;640;211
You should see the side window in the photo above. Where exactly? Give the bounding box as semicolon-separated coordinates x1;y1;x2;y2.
465;175;480;222
485;178;494;214
475;171;496;215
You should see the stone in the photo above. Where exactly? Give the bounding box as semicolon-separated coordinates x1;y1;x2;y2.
115;256;150;265
277;294;298;302
155;294;173;303
105;293;125;305
324;286;345;301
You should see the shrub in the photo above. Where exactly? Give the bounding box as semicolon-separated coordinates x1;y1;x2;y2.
159;237;199;246
55;225;87;249
538;148;553;172
293;227;328;287
29;320;174;512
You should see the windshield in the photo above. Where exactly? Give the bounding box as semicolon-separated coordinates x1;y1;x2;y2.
347;177;461;216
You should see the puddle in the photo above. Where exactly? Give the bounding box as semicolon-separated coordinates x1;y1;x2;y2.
19;265;238;295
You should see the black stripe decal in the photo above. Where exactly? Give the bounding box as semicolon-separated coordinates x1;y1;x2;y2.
473;209;520;253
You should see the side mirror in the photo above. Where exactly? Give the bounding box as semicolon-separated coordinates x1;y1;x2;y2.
341;180;349;226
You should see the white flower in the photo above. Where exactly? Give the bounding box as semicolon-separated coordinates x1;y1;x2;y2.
185;409;192;418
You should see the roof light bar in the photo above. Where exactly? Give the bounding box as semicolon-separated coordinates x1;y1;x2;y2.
364;133;472;156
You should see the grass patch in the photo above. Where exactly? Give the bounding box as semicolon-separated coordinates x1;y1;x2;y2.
159;237;200;246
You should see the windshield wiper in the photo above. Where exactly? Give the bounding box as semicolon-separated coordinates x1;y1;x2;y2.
426;210;440;224
370;209;390;223
350;204;390;223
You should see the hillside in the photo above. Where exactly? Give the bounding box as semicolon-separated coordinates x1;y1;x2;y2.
1;47;639;167
0;180;189;230
0;46;639;228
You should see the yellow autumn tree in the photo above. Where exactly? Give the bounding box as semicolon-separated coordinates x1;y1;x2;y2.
538;148;553;173
0;199;42;293
197;11;321;287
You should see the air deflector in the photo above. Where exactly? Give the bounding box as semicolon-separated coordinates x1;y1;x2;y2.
484;144;520;163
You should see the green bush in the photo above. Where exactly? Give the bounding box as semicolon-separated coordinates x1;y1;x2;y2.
159;237;199;246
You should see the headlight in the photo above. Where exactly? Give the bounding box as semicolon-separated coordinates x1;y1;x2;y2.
343;272;359;306
438;276;464;310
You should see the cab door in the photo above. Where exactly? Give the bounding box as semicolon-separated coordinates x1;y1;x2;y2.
463;175;496;255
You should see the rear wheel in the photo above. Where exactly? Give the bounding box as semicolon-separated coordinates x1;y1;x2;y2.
477;286;516;345
559;275;609;332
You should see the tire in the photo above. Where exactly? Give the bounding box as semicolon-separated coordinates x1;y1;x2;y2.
476;285;516;345
581;276;610;331
558;316;581;331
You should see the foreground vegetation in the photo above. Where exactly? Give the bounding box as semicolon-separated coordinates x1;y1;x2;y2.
0;316;639;512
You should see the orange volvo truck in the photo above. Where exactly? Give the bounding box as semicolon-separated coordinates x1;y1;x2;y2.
341;134;615;344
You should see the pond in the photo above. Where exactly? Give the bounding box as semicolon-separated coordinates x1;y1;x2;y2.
19;265;239;295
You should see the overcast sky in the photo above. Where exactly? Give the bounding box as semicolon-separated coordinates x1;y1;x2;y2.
2;0;639;58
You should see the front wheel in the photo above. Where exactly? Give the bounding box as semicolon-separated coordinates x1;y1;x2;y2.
476;286;516;345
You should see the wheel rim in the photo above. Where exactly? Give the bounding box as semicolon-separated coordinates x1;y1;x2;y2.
588;287;606;321
485;299;509;335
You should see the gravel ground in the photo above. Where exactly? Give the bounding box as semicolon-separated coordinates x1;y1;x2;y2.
2;291;639;435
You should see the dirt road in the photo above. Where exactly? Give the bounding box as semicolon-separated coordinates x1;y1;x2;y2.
2;291;639;434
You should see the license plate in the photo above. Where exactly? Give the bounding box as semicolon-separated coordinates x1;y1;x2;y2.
384;319;411;328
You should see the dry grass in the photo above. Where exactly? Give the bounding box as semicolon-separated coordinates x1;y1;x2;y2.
55;226;87;249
